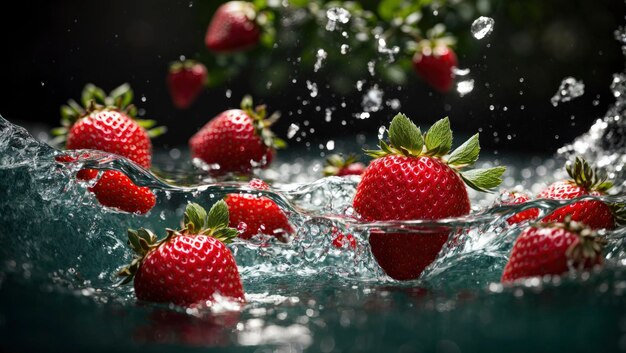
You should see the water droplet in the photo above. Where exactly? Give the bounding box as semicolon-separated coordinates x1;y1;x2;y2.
314;49;328;72
225;89;232;98
306;81;318;98
326;140;335;150
471;16;495;40
367;61;375;76
340;44;349;55
361;85;383;113
457;79;475;97
140;95;147;102
325;7;351;31
551;77;585;106
287;124;300;139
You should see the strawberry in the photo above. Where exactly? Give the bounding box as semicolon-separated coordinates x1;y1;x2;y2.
412;38;457;93
54;83;166;213
118;201;244;307
205;1;261;53
499;191;540;225
537;157;623;230
353;114;505;280
501;218;606;283
224;179;293;241
323;154;366;177
167;60;208;109
189;96;285;176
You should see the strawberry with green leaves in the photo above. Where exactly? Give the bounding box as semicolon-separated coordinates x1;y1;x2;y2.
353;114;505;280
118;201;244;307
189;96;285;176
225;179;293;241
538;157;624;230
501;218;606;283
167;60;208;109
323;154;366;177
205;1;261;53
55;84;165;214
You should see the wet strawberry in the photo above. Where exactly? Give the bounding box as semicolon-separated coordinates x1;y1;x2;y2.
167;60;208;109
225;179;292;241
119;201;244;307
55;83;165;214
353;114;505;280
205;1;261;53
500;191;540;225
189;96;285;176
501;218;606;283
412;42;457;93
323;154;366;177
538;157;622;230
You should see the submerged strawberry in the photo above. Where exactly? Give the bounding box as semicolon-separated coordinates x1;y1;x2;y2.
500;191;540;225
538;157;623;230
412;39;457;93
54;83;165;214
225;179;293;241
353;114;505;280
189;96;285;176
205;1;261;53
323;154;366;177
118;201;244;307
501;218;606;283
167;60;208;109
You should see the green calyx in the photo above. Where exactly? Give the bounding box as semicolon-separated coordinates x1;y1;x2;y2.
323;154;359;176
53;83;167;146
536;216;606;267
240;95;287;150
365;113;506;193
565;157;613;192
116;201;239;286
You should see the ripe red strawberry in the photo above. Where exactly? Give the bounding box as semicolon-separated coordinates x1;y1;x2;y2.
501;218;606;283
537;157;621;230
205;1;261;53
323;154;366;177
118;201;244;307
412;40;457;93
167;60;207;109
353;114;505;280
500;191;540;225
55;83;165;213
225;179;293;241
189;96;285;176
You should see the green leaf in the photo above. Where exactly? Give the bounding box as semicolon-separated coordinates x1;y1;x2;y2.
388;113;423;155
212;227;239;244
81;84;97;108
459;167;506;193
135;119;157;129
447;133;480;167
272;137;287;149
424;117;452;157
184;203;207;233
51;127;68;136
147;126;167;139
206;200;230;231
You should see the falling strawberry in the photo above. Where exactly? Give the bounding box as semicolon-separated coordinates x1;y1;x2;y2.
501;218;606;283
499;191;540;225
118;201;244;307
353;114;505;280
189;96;285;176
205;1;261;53
537;157;623;230
167;60;208;109
323;154;366;177
54;83;165;213
224;179;293;241
412;34;458;93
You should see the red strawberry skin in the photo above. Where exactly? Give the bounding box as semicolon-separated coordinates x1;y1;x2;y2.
337;162;366;176
501;226;601;283
353;155;470;280
502;192;540;225
225;179;292;240
412;46;458;93
134;234;244;307
168;62;207;109
205;1;260;53
66;109;152;168
190;109;273;175
77;170;156;214
538;181;614;230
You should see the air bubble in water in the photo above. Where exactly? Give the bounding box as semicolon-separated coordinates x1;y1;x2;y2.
551;77;585;106
471;16;495;40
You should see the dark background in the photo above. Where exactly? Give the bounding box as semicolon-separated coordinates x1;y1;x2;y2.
0;0;624;153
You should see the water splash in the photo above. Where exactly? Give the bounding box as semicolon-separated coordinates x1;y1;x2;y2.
471;16;495;40
551;77;585;106
325;7;351;32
